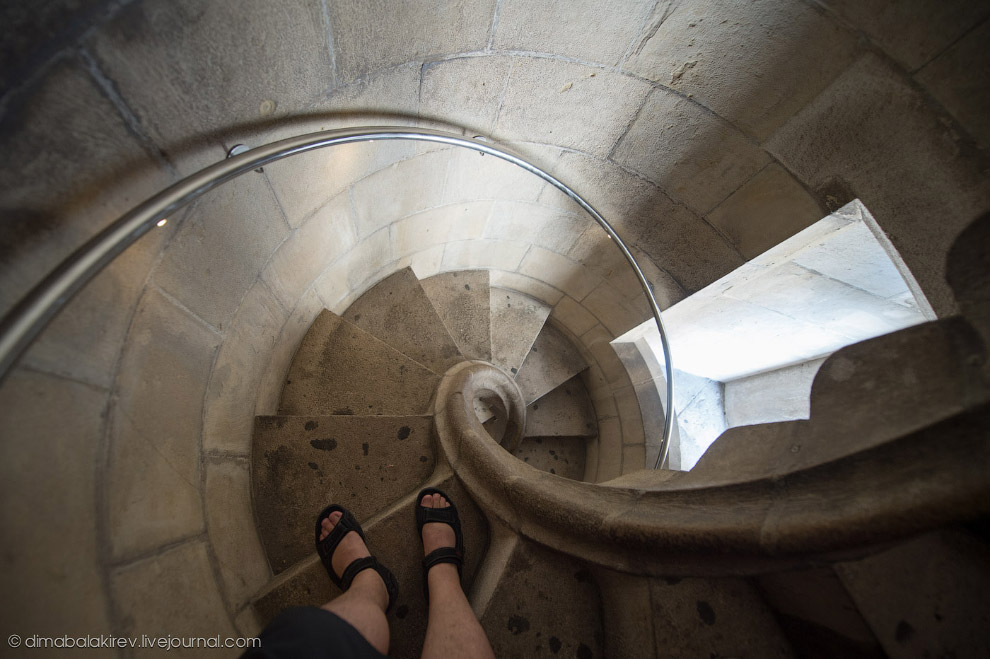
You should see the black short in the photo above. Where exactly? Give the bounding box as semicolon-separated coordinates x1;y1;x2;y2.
241;606;387;659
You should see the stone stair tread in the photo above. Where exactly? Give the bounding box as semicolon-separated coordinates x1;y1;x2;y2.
489;287;551;376
525;375;598;438
514;321;589;404
342;267;463;374
252;414;435;573
511;436;586;481
279;309;438;416
252;473;489;659
420;270;493;361
479;537;603;658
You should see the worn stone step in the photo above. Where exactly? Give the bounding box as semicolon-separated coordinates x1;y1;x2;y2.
278;309;438;416
342;267;463;373
595;569;795;658
489;287;551;376
477;536;604;658
420;270;492;361
514;321;589;404
252;414;435;573
252;472;490;659
524;374;598;438
511;436;586;481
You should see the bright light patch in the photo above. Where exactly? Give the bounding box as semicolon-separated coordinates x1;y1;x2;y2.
156;219;168;227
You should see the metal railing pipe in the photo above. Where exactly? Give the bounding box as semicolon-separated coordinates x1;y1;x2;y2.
0;127;674;468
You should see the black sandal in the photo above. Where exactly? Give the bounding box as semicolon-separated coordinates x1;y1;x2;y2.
315;504;399;613
415;487;464;602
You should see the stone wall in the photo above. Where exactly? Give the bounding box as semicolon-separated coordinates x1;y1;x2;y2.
1;0;987;643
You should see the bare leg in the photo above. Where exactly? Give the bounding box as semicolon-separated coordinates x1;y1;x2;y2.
420;493;495;659
318;511;391;655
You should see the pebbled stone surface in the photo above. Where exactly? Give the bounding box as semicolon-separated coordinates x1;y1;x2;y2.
515;322;589;404
279;310;438;416
420;270;493;361
490;287;551;376
343;267;463;373
252;414;434;573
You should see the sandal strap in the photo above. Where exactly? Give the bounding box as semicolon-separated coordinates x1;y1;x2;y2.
340;556;399;614
315;506;365;588
422;547;463;573
419;506;459;527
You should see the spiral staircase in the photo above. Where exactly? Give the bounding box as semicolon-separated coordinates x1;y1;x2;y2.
226;235;990;659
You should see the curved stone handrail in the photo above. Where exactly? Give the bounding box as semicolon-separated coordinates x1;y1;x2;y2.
433;357;990;576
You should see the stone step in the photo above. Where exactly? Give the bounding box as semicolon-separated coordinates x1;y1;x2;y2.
420;270;492;361
511;436;586;480
342;267;463;374
524;374;598;438
489;287;551;376
278;309;438;416
477;536;604;658
252;472;490;659
595;569;796;658
252;414;435;573
514;321;589;404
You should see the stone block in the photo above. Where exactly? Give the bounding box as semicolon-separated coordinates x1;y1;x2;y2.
512;436;586;480
0;369;112;638
819;0;990;71
515;322;588;404
400;244;446;280
153;172;289;329
203;280;287;455
314;229;392;308
489;271;563;306
766;54;990;317
342;267;462;373
205;457;271;609
480;540;603;659
724;358;826;427
622;443;647;474
255;288;326;416
836;529;990;658
420;270;493;361
262;192;357;310
0;59;172;319
596;416;623;482
484;201;587;254
328;0;496;81
494;0;653;66
582;324;629;387
525;375;597;438
581;280;648;336
624;0;860;140
551;295;598;337
350;150;450;238
442;238;528;272
916;19;990;151
111;540;235;658
543;150;744;293
612;88;772;215
518;246;601;301
109;287;219;560
252;414;435;572
647;576;794;658
23;213;176;388
317;61;422;122
443;146;547;208
88;0;332;169
706;164;824;259
390;201;492;257
489;288;552;375
615;384;646;446
494;57;652;157
596;569;657;659
421;56;514;135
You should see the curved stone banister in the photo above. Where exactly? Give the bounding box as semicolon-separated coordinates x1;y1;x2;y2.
434;356;990;577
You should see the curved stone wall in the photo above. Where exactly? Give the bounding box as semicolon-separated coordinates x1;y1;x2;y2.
1;0;987;641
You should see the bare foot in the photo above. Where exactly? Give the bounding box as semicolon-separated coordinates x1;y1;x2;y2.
420;493;457;555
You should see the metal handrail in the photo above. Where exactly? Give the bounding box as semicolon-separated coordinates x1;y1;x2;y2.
0;127;674;468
